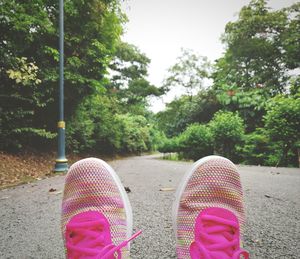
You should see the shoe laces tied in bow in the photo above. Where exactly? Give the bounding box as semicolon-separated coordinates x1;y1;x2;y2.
190;207;249;259
65;211;141;259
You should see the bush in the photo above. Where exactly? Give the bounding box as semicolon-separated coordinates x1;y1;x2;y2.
116;114;150;154
239;128;270;165
209;111;245;161
66;95;122;154
157;137;179;154
178;124;213;161
148;128;166;152
67;95;154;155
264;96;300;167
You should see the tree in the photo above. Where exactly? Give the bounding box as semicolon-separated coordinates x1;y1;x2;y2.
215;84;269;131
156;96;195;137
156;89;220;137
0;56;56;150
108;42;164;115
264;96;300;166
178;124;214;161
209;111;245;161
163;48;211;98
0;0;124;151
280;3;300;70
213;0;299;95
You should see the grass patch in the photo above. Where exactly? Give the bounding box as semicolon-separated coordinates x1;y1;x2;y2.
161;152;193;162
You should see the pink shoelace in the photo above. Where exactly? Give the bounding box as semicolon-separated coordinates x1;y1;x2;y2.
66;218;142;259
190;209;249;259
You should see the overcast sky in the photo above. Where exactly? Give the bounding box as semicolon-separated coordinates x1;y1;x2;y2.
121;0;297;112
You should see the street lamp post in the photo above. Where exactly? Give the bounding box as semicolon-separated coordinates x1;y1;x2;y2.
54;0;68;172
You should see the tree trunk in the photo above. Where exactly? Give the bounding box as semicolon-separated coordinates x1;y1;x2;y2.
297;147;300;168
282;144;290;167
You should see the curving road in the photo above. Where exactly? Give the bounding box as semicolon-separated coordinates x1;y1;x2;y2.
0;155;299;258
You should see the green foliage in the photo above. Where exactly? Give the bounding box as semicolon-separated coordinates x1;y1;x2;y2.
148;126;166;152
0;0;124;151
238;128;270;165
156;1;299;167
289;76;300;97
0;56;55;151
157;137;179;154
164;48;211;97
161;152;181;161
156;96;194;137
66;95;122;154
158;124;213;161
280;3;300;69
178;124;214;161
209;111;245;161
264;96;300;166
66;94;153;155
213;0;296;94
215;84;269;131
156;89;220;137
216;85;267;111
265;96;300;144
110;42;151;87
6;57;41;86
108;42;164;115
116;114;150;154
1;0;299;168
240;132;296;167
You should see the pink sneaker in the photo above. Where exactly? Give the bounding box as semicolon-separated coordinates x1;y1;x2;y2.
173;156;249;259
61;158;141;258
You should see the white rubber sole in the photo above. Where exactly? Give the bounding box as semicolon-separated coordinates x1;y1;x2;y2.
172;155;232;237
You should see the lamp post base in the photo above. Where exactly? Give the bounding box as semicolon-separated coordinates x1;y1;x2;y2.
54;159;68;173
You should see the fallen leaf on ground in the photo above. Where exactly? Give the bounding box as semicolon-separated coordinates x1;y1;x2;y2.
159;187;175;192
124;187;131;193
264;194;283;201
49;188;57;192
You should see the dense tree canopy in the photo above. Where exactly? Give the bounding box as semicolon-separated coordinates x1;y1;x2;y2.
157;0;299;166
0;0;125;150
156;89;220;137
213;0;299;94
0;0;299;167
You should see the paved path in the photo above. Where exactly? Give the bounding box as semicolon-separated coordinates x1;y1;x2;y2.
0;155;299;259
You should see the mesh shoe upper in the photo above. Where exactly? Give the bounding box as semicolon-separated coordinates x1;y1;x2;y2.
61;158;133;258
173;156;246;259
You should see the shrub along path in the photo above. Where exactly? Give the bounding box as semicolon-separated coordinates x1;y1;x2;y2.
0;155;299;258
